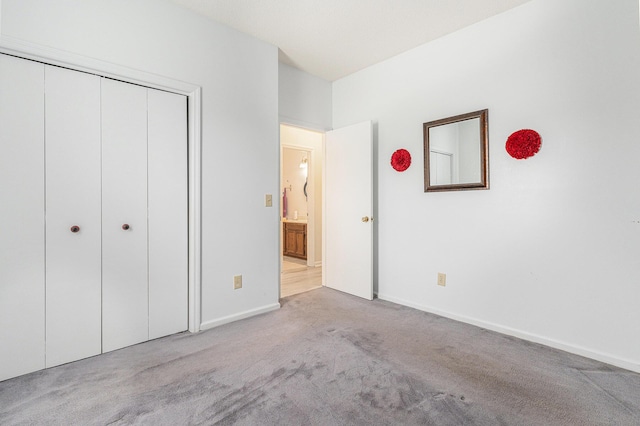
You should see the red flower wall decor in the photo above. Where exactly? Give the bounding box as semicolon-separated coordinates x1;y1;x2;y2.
506;129;542;159
391;149;411;172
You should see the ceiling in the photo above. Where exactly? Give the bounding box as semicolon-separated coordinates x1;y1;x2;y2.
169;0;531;81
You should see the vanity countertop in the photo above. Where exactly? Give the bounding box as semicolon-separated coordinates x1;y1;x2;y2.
282;219;307;224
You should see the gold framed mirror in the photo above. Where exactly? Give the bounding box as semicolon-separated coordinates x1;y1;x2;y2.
423;109;489;192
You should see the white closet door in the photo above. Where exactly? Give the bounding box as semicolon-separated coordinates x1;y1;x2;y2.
101;78;149;352
45;65;102;367
148;89;188;339
0;55;45;381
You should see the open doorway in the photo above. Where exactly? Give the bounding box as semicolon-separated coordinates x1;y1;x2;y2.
280;124;323;298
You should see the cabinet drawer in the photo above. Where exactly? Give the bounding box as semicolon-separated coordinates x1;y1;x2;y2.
285;222;306;232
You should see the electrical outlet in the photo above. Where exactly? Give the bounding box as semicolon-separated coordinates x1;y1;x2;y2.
233;275;242;289
437;273;446;287
265;194;273;207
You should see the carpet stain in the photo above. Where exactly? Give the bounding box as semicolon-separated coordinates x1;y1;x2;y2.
340;329;386;360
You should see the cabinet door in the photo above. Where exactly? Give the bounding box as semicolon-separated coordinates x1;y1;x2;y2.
148;89;188;339
295;228;306;258
284;225;293;256
0;55;46;381
284;223;307;259
101;78;149;352
45;65;102;367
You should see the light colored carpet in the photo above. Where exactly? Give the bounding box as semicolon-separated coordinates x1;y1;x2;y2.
1;288;639;425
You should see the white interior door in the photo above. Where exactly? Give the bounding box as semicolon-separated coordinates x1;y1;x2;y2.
101;78;149;352
0;54;46;380
324;121;373;300
45;65;102;367
147;88;188;339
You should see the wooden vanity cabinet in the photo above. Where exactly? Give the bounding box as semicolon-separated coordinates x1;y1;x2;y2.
283;222;307;259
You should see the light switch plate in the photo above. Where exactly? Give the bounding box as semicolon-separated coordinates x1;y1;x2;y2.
234;275;242;289
437;273;446;287
265;194;273;207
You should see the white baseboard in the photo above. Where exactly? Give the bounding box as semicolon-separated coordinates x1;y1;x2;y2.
199;303;281;331
377;293;640;374
314;261;322;268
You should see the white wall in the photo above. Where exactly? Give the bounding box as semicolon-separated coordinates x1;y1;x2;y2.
279;62;332;131
1;0;281;328
333;0;640;372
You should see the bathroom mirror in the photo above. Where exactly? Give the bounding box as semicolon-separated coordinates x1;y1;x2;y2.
423;109;489;192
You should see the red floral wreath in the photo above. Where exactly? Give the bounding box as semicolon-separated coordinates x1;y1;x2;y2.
506;129;541;159
391;149;411;172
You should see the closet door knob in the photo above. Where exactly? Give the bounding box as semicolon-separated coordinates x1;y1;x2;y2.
122;224;130;230
70;225;80;233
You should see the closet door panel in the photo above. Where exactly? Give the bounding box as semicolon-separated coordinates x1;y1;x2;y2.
148;89;188;339
45;65;102;367
0;55;45;381
101;79;149;352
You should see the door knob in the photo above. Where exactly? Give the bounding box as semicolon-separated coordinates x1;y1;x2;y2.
70;225;80;233
122;224;130;230
362;216;369;223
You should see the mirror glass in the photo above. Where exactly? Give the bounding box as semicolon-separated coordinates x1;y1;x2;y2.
423;109;489;192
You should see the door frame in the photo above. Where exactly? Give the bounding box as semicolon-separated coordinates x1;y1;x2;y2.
281;144;315;266
279;123;324;299
280;125;325;269
0;37;203;333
